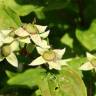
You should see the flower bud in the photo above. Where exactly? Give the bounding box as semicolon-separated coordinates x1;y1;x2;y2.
23;24;38;34
1;45;11;57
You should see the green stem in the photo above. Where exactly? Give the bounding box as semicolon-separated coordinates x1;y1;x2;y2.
17;63;23;72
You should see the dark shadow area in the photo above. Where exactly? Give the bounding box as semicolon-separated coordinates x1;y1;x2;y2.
83;71;96;96
0;60;17;89
15;0;44;6
0;85;38;96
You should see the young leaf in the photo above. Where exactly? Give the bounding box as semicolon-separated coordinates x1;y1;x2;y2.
0;5;21;29
76;20;96;51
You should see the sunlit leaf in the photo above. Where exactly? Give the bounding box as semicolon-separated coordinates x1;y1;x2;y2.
61;33;73;48
76;20;96;51
4;0;70;16
0;5;21;29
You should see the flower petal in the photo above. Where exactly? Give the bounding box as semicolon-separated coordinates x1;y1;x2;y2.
4;36;14;44
6;53;18;67
40;30;50;38
53;48;66;59
0;55;4;62
79;62;94;71
29;56;46;66
0;32;5;39
86;52;96;61
10;40;20;51
30;34;42;45
18;37;31;44
35;25;47;33
0;32;5;46
48;61;61;70
40;40;50;48
36;47;46;55
15;27;29;37
58;60;68;65
0;41;3;47
1;29;12;36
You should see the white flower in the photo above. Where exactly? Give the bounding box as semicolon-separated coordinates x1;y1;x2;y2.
0;29;12;36
0;41;19;67
0;29;13;47
15;24;50;48
80;52;96;70
34;25;50;38
29;47;67;70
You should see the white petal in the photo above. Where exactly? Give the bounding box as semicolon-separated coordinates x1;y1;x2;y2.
79;62;94;71
58;60;68;65
0;55;4;62
1;29;12;36
0;32;5;39
29;56;46;66
86;52;96;61
48;61;61;70
18;37;31;44
31;34;49;48
0;32;5;45
40;40;50;48
35;25;47;33
10;40;20;51
6;53;18;67
15;27;29;37
36;47;46;55
0;41;3;47
4;36;14;44
40;30;50;38
31;34;42;45
53;48;66;59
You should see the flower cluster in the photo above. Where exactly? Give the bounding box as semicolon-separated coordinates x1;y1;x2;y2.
0;24;68;70
80;52;96;71
0;29;19;67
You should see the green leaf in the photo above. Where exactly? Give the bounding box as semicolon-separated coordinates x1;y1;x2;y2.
5;0;44;16
4;0;70;16
0;5;21;29
61;33;73;48
76;20;96;51
38;67;87;96
7;68;46;88
5;70;17;78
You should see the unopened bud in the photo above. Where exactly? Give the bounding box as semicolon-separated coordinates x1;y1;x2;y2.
23;24;38;34
1;45;11;57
